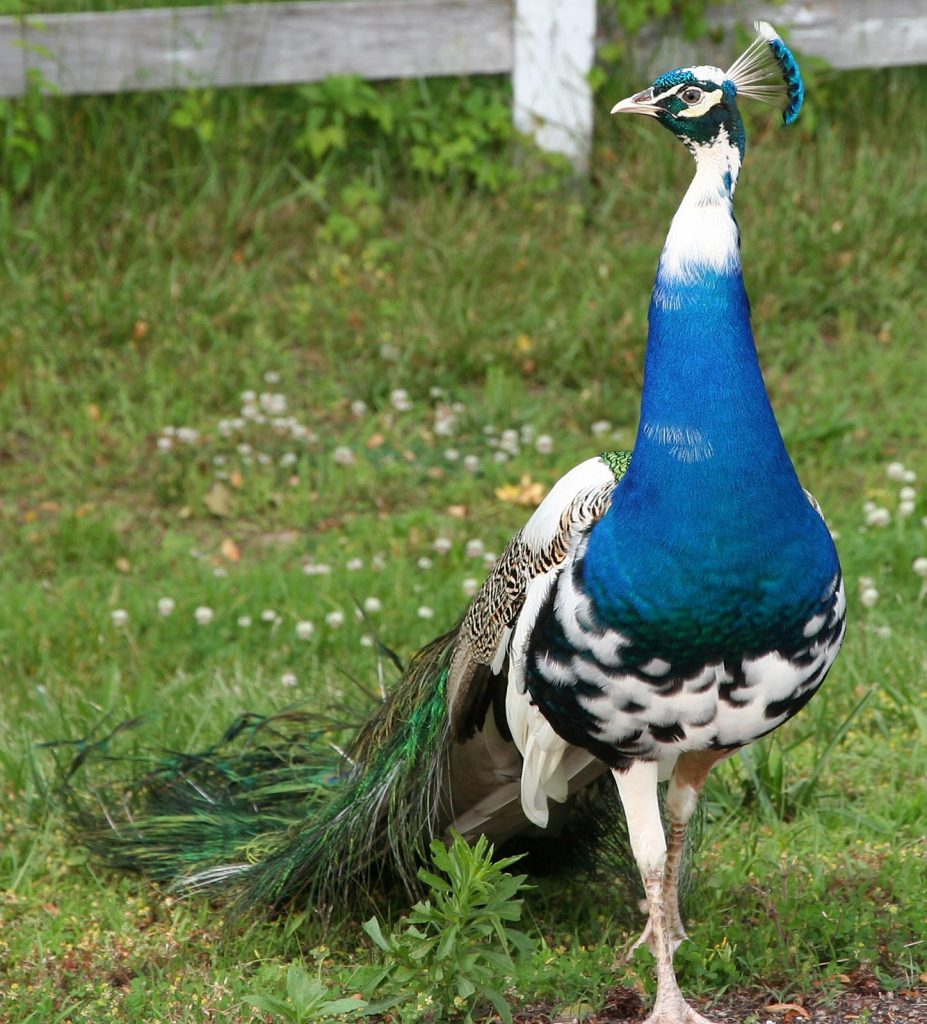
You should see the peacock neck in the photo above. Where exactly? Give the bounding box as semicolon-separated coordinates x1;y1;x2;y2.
583;127;840;649
611;137;808;526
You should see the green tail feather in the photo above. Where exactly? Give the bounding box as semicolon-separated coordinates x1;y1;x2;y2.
51;623;662;915
51;629;462;913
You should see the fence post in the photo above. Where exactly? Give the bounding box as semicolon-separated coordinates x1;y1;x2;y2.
512;0;597;172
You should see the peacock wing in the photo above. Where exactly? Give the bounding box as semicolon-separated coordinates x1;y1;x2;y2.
443;451;631;841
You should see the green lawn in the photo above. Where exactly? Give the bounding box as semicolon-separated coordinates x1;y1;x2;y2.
1;66;925;1023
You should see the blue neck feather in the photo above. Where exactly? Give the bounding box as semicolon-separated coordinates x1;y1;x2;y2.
585;158;839;654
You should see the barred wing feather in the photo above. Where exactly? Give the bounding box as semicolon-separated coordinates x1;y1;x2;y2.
444;452;630;839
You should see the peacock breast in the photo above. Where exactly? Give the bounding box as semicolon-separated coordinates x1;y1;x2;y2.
522;505;846;768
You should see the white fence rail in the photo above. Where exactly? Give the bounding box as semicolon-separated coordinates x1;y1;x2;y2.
1;0;925;171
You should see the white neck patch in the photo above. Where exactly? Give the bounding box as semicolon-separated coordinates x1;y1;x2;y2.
655;125;742;291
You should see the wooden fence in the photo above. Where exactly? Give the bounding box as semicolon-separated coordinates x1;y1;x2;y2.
1;0;925;171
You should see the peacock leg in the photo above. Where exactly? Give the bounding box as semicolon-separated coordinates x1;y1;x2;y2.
612;762;719;1024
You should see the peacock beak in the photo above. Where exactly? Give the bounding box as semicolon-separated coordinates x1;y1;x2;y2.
611;89;661;117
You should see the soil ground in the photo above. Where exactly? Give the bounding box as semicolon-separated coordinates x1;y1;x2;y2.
513;984;927;1024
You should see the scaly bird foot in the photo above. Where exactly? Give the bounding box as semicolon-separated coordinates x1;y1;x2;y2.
642;994;717;1024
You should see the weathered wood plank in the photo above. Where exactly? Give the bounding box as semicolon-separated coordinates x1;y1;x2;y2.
0;21;24;95
637;0;927;77
0;0;513;97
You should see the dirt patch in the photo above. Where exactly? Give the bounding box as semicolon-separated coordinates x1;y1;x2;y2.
512;986;927;1024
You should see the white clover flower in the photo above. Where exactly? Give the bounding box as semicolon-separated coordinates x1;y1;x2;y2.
417;557;433;570
433;405;457;437
874;625;892;640
371;554;387;571
903;469;917;483
390;388;413;412
156;436;173;452
213;566;228;578
360;634;374;648
237;615;252;628
463;455;480;473
346;557;364;571
865;507;891;527
217;419;233;437
157;597;176;617
429;386;445;399
380;342;400;362
241;390;257;404
444;448;460;462
194;606;214;626
260;609;278;623
520;424;535;443
900;486;918;502
176;427;199;444
264;370;281;384
111;609;129;628
237;442;252;456
417;606;435;620
432;537;452;555
280;671;298;687
483;552;498;568
363;597;382;614
858;576;875;590
899;500;916;517
591;420;612;437
462;578;480;597
493;451;509;464
213;454;227;466
280;451;298;467
350;399;368;417
535;434;554;454
465;539;485;558
303;562;332;576
259;392;288;416
499;429;520;456
886;461;907;482
325;610;345;628
257;452;272;466
162;425;177;437
231;417;246;431
333;446;356;467
482;424;497;436
913;557;927;577
295;620;315;640
860;587;879;608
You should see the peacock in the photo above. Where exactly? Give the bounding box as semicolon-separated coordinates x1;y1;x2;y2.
59;23;846;1024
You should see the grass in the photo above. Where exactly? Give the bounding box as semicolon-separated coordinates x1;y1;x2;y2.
1;64;926;1023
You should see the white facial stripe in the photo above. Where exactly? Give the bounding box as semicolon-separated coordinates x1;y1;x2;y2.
675;90;724;118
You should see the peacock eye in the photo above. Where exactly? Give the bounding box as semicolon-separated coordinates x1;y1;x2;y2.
680;87;703;104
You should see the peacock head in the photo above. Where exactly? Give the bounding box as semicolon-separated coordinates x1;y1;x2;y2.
611;22;804;160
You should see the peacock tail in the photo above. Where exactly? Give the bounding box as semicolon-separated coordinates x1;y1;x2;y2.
52;522;638;915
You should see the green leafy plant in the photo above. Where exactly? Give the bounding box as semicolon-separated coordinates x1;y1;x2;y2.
0;68;55;195
246;962;369;1023
357;834;535;1023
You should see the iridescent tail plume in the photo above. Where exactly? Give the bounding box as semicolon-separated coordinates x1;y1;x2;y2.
52;630;460;913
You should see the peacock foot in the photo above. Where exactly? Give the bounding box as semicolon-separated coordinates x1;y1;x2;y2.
642;993;718;1024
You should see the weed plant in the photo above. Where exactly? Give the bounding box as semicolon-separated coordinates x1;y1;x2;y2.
0;53;925;1024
